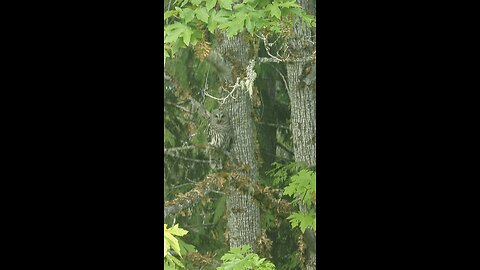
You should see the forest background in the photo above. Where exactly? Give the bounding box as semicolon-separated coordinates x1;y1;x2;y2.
164;0;317;269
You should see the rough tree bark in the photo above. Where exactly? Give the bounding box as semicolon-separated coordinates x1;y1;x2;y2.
285;0;317;269
209;32;262;249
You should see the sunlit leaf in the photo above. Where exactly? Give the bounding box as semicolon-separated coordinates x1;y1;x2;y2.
195;7;209;23
206;0;217;11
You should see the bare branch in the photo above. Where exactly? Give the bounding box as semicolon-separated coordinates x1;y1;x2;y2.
164;173;227;218
257;57;282;63
164;145;207;153
271;65;290;93
258;121;290;130
164;152;212;164
165;101;193;114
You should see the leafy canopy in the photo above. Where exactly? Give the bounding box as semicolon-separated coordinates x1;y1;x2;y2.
164;0;316;64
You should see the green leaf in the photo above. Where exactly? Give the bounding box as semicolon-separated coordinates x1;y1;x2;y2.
182;29;192;46
219;12;246;37
277;0;300;8
178;238;196;254
283;184;295;196
164;23;187;44
191;0;202;5
164;10;179;21
211;9;230;23
195;7;209;23
270;4;281;19
182;8;195;23
168;224;189;236
164;238;169;257
206;0;217;11
170;39;185;58
219;0;233;10
245;16;254;35
167;254;185;268
165;232;182;257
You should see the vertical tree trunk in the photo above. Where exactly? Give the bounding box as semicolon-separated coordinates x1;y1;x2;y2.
211;33;261;249
286;0;317;269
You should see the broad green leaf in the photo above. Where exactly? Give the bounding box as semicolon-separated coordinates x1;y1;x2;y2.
164;23;187;44
245;16;254;34
183;28;192;46
220;13;245;37
283;184;295;196
168;224;189;236
206;0;217;11
164;10;179;20
207;20;217;33
178;238;197;254
171;39;185;56
270;4;281;19
277;0;300;8
190;31;201;46
164;232;181;256
164;238;169;257
167;254;185;268
191;0;203;5
233;3;243;10
195;7;209;23
183;8;195;23
219;0;233;10
211;9;230;23
174;6;184;16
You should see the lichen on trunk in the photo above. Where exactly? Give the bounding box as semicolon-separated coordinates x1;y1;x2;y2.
210;33;262;249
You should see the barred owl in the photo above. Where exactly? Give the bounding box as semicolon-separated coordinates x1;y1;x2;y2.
208;109;232;151
207;108;232;170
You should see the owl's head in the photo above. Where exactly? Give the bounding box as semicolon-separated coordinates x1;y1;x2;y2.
212;109;228;123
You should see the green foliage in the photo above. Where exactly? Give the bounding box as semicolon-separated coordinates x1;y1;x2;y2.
164;224;190;269
163;2;317;267
217;245;276;270
286;209;316;233
283;170;315;208
283;169;316;233
164;0;316;64
267;161;309;187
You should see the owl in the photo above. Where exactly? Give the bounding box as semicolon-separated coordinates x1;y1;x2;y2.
208;108;232;151
207;108;232;170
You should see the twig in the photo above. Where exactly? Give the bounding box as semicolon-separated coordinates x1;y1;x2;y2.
276;141;294;156
204;79;239;104
257;57;282;63
258;121;290;130
271;65;290;93
255;33;284;62
164;152;212;164
164;145;208;153
165;101;193;114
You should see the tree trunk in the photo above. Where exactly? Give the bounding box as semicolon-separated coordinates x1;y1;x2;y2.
211;33;261;249
286;0;317;269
